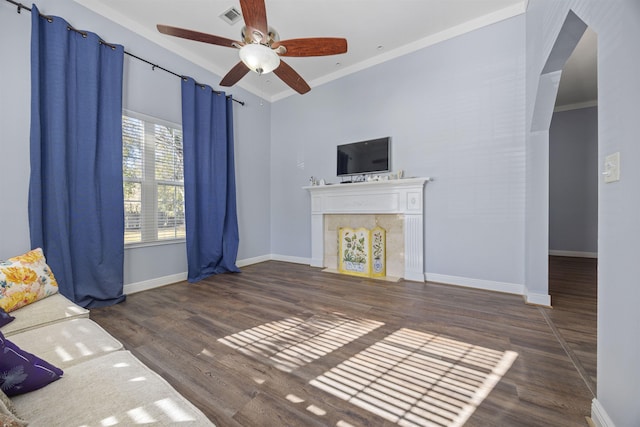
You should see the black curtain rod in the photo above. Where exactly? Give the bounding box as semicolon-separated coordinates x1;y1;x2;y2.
4;0;245;106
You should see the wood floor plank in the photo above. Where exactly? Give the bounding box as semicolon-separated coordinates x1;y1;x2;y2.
546;255;597;395
91;259;595;426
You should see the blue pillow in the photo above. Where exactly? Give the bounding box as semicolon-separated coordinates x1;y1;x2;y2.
0;331;63;396
0;309;14;328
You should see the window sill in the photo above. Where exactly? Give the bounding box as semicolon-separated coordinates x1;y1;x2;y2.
125;238;186;250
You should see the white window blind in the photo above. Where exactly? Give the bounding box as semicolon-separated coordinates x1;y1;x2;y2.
122;112;185;245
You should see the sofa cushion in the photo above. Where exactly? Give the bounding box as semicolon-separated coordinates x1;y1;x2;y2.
12;350;214;426
0;330;63;396
0;389;27;427
0;308;14;328
0;248;59;313
2;293;89;337
8;318;123;369
0;413;28;427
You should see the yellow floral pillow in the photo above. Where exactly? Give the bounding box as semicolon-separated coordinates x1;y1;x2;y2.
0;248;59;313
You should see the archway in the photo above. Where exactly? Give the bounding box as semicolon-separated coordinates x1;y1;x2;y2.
526;5;599;399
525;10;591;307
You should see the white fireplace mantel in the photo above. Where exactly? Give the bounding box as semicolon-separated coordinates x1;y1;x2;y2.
304;177;430;281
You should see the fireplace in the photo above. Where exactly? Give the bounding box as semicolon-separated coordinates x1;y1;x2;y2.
305;178;430;281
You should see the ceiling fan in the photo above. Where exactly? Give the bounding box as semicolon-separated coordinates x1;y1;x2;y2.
157;0;348;94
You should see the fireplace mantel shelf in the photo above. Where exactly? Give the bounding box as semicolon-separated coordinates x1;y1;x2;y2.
304;177;431;192
305;177;430;281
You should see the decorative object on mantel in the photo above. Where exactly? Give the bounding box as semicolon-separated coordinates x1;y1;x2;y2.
309;176;328;186
338;226;386;278
338;170;406;184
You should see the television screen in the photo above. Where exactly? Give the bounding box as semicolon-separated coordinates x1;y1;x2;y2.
336;137;390;177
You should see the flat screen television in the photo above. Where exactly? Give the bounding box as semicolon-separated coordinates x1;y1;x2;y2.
336;137;390;177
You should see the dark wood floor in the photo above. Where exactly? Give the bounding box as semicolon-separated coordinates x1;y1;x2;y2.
91;259;596;427
546;255;597;396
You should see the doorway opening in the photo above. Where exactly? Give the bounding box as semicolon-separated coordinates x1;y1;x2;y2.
529;10;598;397
548;25;598;395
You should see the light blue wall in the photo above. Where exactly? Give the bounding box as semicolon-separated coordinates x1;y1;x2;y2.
527;1;640;424
549;106;598;254
271;15;526;286
0;5;31;259
4;1;639;423
0;0;271;283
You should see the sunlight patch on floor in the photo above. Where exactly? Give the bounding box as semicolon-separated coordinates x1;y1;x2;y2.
218;312;383;372
310;328;518;427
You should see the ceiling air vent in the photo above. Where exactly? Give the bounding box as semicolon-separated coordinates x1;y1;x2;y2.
219;6;242;25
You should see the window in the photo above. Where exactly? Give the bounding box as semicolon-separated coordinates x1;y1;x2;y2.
122;111;185;245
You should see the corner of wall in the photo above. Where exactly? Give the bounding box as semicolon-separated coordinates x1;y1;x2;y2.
269;254;311;265
238;254;311;268
236;254;272;267
524;286;551;307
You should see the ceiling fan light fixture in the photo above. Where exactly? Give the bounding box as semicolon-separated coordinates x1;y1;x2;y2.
239;43;280;75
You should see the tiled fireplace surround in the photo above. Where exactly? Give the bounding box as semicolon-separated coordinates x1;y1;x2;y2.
305;178;430;281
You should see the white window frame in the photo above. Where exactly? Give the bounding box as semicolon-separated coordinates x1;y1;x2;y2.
123;110;185;248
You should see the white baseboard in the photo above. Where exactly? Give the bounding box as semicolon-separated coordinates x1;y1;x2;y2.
236;254;272;267
523;287;552;307
425;273;524;295
269;254;311;265
124;272;187;295
123;259;539;305
591;398;616;427
237;254;310;267
549;250;598;258
123;254;311;295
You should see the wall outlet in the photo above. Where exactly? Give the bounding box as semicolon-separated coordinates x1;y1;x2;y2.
603;152;620;183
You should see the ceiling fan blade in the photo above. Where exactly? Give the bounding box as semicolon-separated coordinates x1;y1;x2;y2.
273;38;348;57
273;60;311;94
157;24;240;48
239;0;268;43
220;61;251;87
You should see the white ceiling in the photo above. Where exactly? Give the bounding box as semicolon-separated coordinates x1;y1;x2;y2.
72;0;596;104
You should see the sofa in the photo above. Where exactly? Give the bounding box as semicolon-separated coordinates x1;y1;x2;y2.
1;287;214;426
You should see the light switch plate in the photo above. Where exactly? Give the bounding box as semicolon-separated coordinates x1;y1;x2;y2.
604;152;620;183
